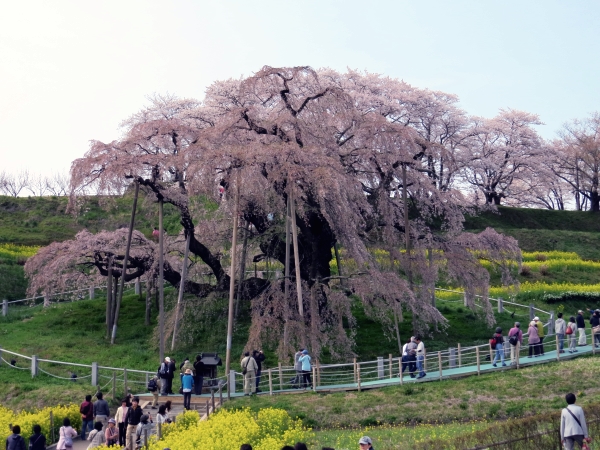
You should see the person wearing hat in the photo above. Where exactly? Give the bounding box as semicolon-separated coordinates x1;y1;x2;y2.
527;321;541;357
576;310;586;346
298;349;312;389
508;322;523;365
105;418;119;447
181;368;195;410
241;351;258;395
359;435;374;449
534;317;545;355
491;327;506;367
135;414;154;449
158;357;171;396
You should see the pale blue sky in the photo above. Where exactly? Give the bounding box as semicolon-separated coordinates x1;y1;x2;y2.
1;0;598;175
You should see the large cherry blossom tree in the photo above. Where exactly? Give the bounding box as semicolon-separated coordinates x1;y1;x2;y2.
29;67;521;360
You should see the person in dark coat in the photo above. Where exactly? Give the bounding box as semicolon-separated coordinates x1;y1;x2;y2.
576;310;586;346
6;425;26;450
590;309;600;347
28;424;46;450
167;358;176;394
193;355;205;395
253;350;266;392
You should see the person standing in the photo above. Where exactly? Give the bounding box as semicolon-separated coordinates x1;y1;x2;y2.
294;349;304;388
28;424;46;450
527;321;540;357
491;327;506;367
415;336;426;379
590;310;600;348
114;398;129;447
56;418;77;450
299;349;312;388
125;397;144;450
577;310;587;346
93;392;110;428
181;369;194;410
104;418;119;447
5;425;25;450
401;337;417;378
508;322;523;365
147;375;160;409
167;358;176;394
241;351;258;395
568;317;579;353
86;422;106;449
534;317;545;355
158;357;171;396
179;357;194;387
560;393;590;450
80;394;94;440
193;354;205;395
555;313;567;353
253;350;265;392
135;414;154;449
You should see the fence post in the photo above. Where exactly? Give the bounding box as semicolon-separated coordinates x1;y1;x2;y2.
123;369;128;398
556;335;560;361
211;388;215;411
357;363;361;392
219;384;223;405
91;362;98;386
398;357;403;384
145;373;149;388
268;369;273;396
278;363;283;391
593;330;596;356
31;354;38;378
229;370;235;398
112;372;116;400
89;287;95;300
529;304;534;321
312;366;317;392
2;299;7;316
548;311;555;336
157;422;162;439
143;428;148;449
389;354;393;379
316;360;321;386
438;352;442;380
206;399;210;418
377;356;384;379
449;347;456;369
353;357;357;383
498;297;503;313
476;347;481;375
458;343;462;367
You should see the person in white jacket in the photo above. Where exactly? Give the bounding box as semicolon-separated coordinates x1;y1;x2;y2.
555;312;567;353
561;393;590;450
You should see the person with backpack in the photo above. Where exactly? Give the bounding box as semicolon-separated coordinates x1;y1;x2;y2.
527;321;541;357
491;327;506;367
5;425;25;450
56;418;77;450
568;316;579;353
158;357;171;396
508;322;523;365
241;351;258;395
28;424;46;450
147;375;160;409
555;313;567;353
560;393;591;450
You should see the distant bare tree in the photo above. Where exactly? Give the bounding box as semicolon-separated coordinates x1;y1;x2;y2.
0;170;30;197
27;173;49;197
46;172;70;196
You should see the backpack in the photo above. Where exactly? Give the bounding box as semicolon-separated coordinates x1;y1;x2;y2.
509;334;519;346
566;325;573;335
147;378;158;392
489;337;497;350
158;363;167;376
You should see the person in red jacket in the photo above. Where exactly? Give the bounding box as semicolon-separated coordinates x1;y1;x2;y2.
80;394;94;440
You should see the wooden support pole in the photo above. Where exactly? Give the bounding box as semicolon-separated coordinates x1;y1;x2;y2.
312;366;317;392
112;181;139;344
211;389;215;412
476;347;481;375
438;352;443;380
268;369;273;396
458;343;462;368
225;172;240;380
290;187;304;317
389;354;393;379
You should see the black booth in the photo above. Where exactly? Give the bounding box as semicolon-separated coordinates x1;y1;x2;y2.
197;352;222;387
